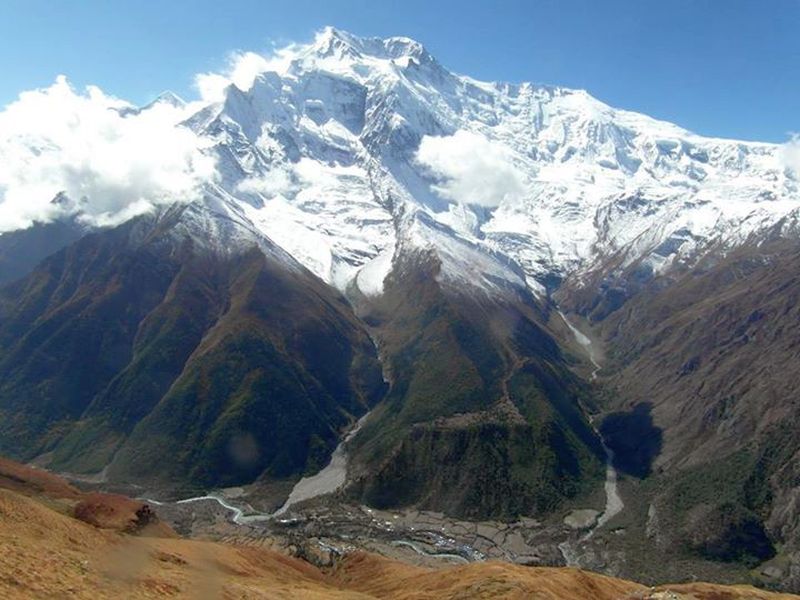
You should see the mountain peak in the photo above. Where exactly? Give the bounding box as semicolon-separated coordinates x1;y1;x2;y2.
116;90;187;118
309;27;432;64
196;25;794;294
311;26;364;59
151;90;186;108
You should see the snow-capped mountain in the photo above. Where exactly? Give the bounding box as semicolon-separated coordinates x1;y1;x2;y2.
8;27;793;299
167;27;798;299
6;29;800;584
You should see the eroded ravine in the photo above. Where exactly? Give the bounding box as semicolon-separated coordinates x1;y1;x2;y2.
272;410;373;517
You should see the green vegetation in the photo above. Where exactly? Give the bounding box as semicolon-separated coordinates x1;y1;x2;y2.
651;450;776;565
348;251;604;519
0;215;385;491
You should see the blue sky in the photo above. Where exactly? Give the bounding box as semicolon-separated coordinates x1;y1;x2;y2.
1;0;797;141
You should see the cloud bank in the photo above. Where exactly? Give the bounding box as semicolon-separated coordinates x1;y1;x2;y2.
0;76;215;233
416;130;527;207
236;165;296;198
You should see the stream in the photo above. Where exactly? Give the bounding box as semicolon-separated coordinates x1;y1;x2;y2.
557;311;624;563
143;315;622;567
390;540;470;564
145;410;374;525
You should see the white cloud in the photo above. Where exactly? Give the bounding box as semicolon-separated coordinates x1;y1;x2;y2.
415;130;527;207
236;165;296;197
0;76;216;233
194;45;299;103
781;134;800;173
194;72;232;105
235;158;358;200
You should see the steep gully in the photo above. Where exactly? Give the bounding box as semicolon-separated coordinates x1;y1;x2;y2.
145;312;623;566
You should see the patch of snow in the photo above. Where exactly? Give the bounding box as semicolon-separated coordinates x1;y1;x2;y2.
356;246;394;296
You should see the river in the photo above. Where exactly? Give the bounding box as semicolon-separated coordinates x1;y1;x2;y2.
145;410;373;524
557;311;624;559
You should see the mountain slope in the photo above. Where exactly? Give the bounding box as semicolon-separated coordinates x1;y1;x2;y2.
1;25;799;589
562;237;800;567
0;194;385;490
345;212;604;519
0;215;88;285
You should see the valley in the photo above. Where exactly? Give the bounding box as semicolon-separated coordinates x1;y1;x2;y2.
6;458;795;600
555;312;624;563
0;25;799;596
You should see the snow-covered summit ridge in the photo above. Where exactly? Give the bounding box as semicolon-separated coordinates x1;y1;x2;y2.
310;26;432;62
186;27;797;296
3;28;797;299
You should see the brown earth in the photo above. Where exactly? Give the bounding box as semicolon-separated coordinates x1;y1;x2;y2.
0;457;796;599
0;455;174;537
0;456;82;500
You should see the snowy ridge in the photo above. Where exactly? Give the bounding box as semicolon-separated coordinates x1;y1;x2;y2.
146;188;304;272
401;210;530;299
180;27;797;297
34;27;799;298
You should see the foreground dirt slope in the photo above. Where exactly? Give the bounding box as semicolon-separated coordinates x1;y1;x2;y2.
0;459;796;599
333;552;641;599
0;487;365;599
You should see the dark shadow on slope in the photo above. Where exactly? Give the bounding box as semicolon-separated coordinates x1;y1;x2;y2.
599;403;662;478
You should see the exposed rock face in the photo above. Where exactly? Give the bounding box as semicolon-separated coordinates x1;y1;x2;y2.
73;493;168;536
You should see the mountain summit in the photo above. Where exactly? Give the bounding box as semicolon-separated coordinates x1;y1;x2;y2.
179;28;798;298
5;29;796;297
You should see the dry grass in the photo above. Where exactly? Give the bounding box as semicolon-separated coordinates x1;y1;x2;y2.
0;457;796;599
333;552;642;599
0;456;81;500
